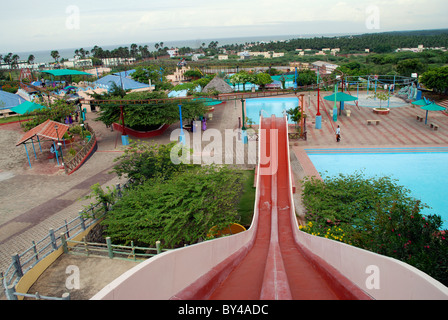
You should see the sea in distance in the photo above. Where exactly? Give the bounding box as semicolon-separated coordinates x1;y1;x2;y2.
2;32;356;65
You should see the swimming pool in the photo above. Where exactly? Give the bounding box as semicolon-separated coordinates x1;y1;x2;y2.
245;97;298;124
306;148;448;228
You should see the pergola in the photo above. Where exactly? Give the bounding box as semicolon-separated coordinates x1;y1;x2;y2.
16;119;69;169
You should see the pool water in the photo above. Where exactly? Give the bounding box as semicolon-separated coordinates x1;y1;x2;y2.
245;97;299;124
306;150;448;228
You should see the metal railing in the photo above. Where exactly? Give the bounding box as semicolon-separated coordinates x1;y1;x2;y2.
61;236;169;261
1;180;159;300
64;123;97;175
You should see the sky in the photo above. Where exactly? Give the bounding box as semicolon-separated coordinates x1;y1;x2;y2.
1;0;447;54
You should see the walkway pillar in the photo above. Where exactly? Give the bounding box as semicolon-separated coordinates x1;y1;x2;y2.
315;73;322;130
24;144;32;169
120;105;129;146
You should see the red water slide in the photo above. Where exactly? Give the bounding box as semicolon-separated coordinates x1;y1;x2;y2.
174;115;370;300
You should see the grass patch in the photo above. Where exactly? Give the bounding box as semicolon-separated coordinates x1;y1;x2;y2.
0;115;33;124
237;169;256;227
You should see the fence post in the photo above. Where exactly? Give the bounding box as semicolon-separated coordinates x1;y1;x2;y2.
61;233;68;254
116;183;122;198
131;241;135;261
156;241;161;255
79;211;86;230
102;201;108;214
32;241;39;262
49;229;57;251
12;253;23;277
83;237;89;256
6;284;18;300
106;237;113;259
62;292;71;300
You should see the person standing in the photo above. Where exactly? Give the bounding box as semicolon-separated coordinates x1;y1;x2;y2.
336;125;341;142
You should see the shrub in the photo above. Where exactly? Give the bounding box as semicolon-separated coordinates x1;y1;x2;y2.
102;166;245;248
301;172;448;285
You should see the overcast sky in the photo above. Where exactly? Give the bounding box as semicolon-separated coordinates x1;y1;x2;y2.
1;0;447;53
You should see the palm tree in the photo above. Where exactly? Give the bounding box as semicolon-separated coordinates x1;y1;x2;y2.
11;54;20;69
27;54;35;65
3;53;12;69
51;50;60;63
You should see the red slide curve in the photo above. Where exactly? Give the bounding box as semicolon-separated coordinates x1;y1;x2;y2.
174;115;370;300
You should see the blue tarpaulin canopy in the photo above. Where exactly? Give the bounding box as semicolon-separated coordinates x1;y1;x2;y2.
94;74;150;91
0;91;24;110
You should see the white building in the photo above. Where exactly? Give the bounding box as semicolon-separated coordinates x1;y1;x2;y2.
167;48;179;58
312;61;339;75
272;52;285;58
63;58;93;68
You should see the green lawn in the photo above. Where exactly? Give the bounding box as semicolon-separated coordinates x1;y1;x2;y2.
0;115;32;124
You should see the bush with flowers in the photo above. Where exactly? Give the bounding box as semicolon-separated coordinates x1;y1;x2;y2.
301;171;448;286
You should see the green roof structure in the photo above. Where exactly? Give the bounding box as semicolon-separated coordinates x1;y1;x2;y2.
39;69;92;77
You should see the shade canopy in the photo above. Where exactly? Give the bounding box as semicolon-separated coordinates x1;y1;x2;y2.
411;99;428;106
324;92;358;102
420;102;445;111
39;69;92;77
10;101;45;115
419;102;445;124
16;119;69;146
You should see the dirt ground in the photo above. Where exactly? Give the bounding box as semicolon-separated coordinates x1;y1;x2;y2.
25;255;140;300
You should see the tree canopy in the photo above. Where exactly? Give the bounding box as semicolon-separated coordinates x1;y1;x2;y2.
92;91;208;130
420;66;448;94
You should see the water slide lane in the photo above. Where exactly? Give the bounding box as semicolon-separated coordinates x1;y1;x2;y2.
173;115;369;300
207;117;273;300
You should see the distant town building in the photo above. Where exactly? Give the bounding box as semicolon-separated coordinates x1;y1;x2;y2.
238;51;251;60
191;54;205;61
218;55;228;60
101;57;136;67
272;52;285;58
166;66;191;84
167;48;179;58
311;61;339;75
289;62;310;70
63;58;93;69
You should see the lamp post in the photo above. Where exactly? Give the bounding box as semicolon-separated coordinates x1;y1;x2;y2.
315;69;322;129
240;99;248;144
54;125;64;167
178;104;185;145
241;98;246;130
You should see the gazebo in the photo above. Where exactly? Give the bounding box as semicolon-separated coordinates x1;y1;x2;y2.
16;119;69;169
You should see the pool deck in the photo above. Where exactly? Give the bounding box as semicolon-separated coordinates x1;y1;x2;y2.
289;92;448;179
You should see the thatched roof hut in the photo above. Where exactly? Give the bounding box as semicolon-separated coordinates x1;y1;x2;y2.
202;76;233;94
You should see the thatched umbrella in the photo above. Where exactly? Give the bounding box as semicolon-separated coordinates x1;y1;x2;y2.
202;77;233;94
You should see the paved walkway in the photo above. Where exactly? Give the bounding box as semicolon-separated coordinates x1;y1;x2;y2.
1;92;447;299
0;98;243;299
